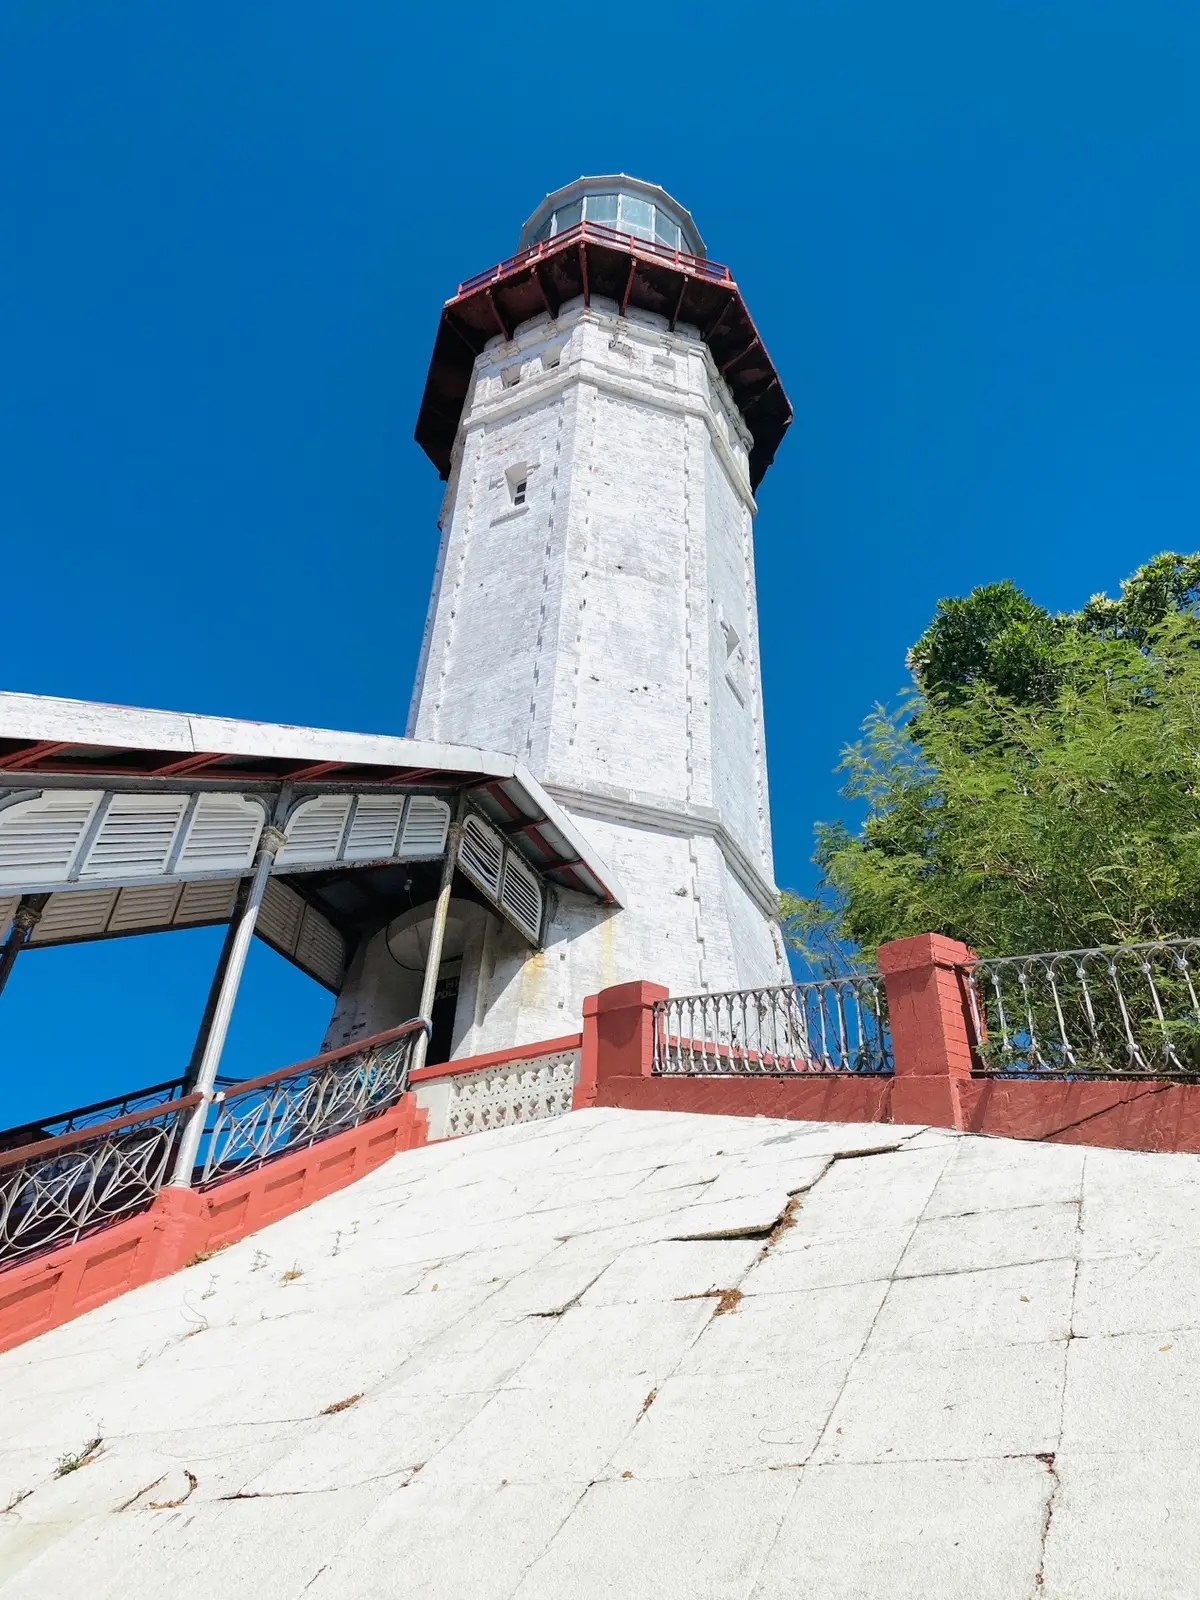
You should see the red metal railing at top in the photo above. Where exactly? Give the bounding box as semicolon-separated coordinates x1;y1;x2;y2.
455;220;734;301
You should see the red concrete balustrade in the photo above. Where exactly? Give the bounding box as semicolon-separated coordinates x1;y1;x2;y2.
582;942;1200;1157
10;940;1200;1356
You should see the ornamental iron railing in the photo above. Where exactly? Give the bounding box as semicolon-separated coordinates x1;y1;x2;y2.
0;1078;187;1154
967;937;1200;1078
653;977;892;1076
0;1095;199;1264
196;1020;424;1186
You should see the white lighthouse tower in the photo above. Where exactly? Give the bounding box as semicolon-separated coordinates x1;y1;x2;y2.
335;176;792;1056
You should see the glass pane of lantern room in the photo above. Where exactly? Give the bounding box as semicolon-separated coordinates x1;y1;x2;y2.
619;195;653;240
655;212;681;249
585;192;618;225
553;201;582;235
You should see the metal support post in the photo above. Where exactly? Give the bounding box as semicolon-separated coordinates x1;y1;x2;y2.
409;804;465;1075
0;895;49;1000
183;877;252;1092
170;826;286;1186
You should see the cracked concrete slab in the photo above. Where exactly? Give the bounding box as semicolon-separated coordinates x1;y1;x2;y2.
511;1470;799;1600
3;1108;1200;1596
1039;1447;1200;1599
751;1457;1051;1599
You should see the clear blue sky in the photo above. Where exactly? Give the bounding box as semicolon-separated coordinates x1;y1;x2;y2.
2;2;1197;1123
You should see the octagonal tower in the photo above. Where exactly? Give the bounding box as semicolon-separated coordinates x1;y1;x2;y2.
376;177;791;1053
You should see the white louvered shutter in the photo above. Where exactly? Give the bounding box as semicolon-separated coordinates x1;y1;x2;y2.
295;905;347;990
256;878;305;954
398;796;451;857
344;796;406;861
108;883;183;932
458;815;504;899
176;793;264;874
500;850;544;943
175;878;239;924
30;889;118;943
276;797;352;867
0;792;103;887
80;794;189;880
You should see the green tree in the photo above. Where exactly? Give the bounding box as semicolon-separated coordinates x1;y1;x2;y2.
789;554;1200;964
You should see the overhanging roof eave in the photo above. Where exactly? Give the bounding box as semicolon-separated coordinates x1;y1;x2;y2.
0;692;625;909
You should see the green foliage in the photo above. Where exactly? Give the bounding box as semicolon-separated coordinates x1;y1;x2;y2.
791;554;1200;962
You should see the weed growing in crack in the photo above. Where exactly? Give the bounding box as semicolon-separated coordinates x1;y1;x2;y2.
713;1287;744;1316
2;1488;32;1514
280;1264;304;1284
55;1437;103;1478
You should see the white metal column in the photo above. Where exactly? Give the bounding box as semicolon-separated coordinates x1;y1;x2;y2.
170;826;286;1185
409;808;464;1074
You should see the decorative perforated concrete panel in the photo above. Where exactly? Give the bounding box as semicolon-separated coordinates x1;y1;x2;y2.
415;1048;579;1141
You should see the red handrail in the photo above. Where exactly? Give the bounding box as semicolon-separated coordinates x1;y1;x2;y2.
455;221;734;301
211;1018;428;1101
0;1094;203;1172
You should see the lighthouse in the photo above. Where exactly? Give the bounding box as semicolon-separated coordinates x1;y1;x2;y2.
333;176;793;1055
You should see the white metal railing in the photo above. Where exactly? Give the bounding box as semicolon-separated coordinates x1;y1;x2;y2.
967;937;1200;1077
0;1095;199;1263
196;1022;423;1185
653;977;891;1076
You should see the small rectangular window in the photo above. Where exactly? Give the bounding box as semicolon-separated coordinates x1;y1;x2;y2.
501;364;522;389
513;478;527;506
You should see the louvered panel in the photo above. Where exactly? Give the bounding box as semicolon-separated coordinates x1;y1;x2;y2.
176;793;264;874
256;878;304;954
458;815;504;898
80;795;189;880
277;797;352;867
500;851;544;943
0;792;103;886
108;883;184;932
175;878;239;924
295;905;347;990
0;894;17;940
30;889;118;943
344;796;406;862
399;796;451;858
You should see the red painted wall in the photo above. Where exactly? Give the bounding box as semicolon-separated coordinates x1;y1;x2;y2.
0;1093;429;1356
0;1030;581;1356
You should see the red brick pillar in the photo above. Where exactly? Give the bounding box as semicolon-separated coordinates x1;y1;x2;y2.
877;934;977;1130
575;981;669;1109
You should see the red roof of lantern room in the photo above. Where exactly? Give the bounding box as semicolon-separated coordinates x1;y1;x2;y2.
414;220;792;491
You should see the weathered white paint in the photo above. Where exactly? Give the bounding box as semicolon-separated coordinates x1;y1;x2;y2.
397;286;787;1051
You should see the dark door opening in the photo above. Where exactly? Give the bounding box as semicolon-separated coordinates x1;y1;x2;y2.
428;971;460;1066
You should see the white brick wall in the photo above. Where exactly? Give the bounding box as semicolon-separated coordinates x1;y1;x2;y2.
357;292;788;1052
